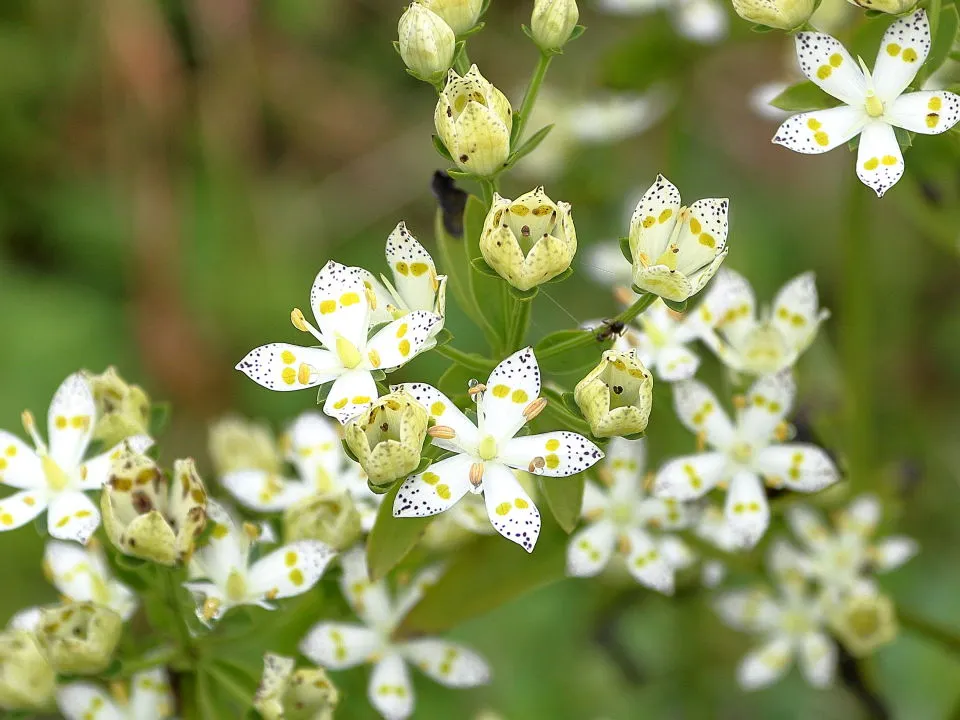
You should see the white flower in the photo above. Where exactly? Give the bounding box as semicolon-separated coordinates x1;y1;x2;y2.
392;347;604;552
0;373;152;545
300;548;489;720
626;298;708;382
56;668;175;720
715;580;836;690
185;501;336;624
696;269;829;376
629;175;729;303
749;81;792;121
219;411;381;531
567;438;695;593
236;260;442;424
596;0;728;44
43;541;137;620
694;505;742;586
773;10;960;197
783;495;918;598
654;372;839;548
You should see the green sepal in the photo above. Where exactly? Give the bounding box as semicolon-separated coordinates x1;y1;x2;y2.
340;438;361;465
508;284;539;300
864;8;886;17
470;257;503;278
561;391;581;415
567;24;587;42
662;297;688;313
545;267;574;284
619;236;633;262
894;126;914;149
371;369;387;381
619;430;647;441
751;23;775;32
458;21;486;38
149;402;171;438
432;134;453;162
446;169;473;181
508;123;554;162
770;80;839;112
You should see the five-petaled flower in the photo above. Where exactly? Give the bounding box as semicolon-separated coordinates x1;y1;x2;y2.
654;371;839;548
0;373;152;545
773;10;960;197
57;668;175;720
236;260;441;424
392;347;604;552
300;548;489;720
625;298;708;382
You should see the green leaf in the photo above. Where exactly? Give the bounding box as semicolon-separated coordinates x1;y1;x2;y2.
431;134;453;162
149;401;171;438
434;327;454;347
561;391;580;415
470;257;502;278
366;482;432;581
437;363;479;400
464;194;507;346
535;329;608;377
619;236;632;263
662;297;688;313
538;475;584;533
769;81;839;112
508;123;554;162
894;125;914;150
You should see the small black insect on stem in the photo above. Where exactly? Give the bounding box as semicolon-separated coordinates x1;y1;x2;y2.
431;170;468;238
595;318;626;343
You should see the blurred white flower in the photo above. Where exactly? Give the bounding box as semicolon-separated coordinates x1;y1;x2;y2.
43;540;137;620
596;0;728;44
749;81;792;121
57;668;174;720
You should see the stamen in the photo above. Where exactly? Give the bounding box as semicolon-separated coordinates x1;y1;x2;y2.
427;425;456;440
469;462;484;487
242;522;261;541
696;431;707;453
290;307;327;345
732;395;746;410
522;397;548;421
528;456;545;473
21;411;47;453
774;421;791;443
467;382;486;397
617;534;632;554
202;596;222;621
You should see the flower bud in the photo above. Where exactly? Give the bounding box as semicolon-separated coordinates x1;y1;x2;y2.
828;588;898;657
0;630;56;711
531;0;580;52
35;602;122;675
846;0;916;13
574;349;653;438
101;450;208;566
422;0;483;34
283;493;363;551
435;65;513;177
344;390;428;488
255;654;340;720
730;0;813;30
479;187;577;291
208;415;283;476
398;2;456;83
84;367;151;447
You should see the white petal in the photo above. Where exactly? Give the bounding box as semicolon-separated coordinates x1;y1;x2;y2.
78;436;154;491
385;222;440;312
886;90;960;135
0;489;48;533
872;9;930;103
366;311;442;372
794;31;866;106
9;606;42;631
673;0;727;43
715;588;780;632
844;494;881;536
44;541;104;604
299;622;383;669
654;452;728;500
739;370;795;444
0;432;43;489
323;370;378;425
47;491;100;544
672;380;735;449
772;107;866;154
369;653;415;720
724;471;769;548
767;538;809;581
393;382;479;450
246;540;336;600
628;174;681;260
581;480;610;517
623;527;675;594
392;564;445;622
656;344;700;382
696;505;739;552
339;546;396;628
856;121;903;198
701;560;726;587
737;636;794;690
799;631;836;688
57;682;124;720
193;501;247;589
658;535;696;569
566;520;616;577
221;470;310;512
696;268;756;340
482;462;541;552
756;444;839;492
770;272;829;356
236;343;340;391
394;454;474;518
48;373;95;471
361;269;396;326
479;347;541;443
400;639;490;687
309;260;371;348
872;536;918;571
673;198;729;277
129;668;175;719
786;505;830;550
604;436;646;501
498;431;604;478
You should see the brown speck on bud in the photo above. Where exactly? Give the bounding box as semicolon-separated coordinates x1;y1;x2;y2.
428;425;456;440
528;456;545;473
469;462;484;487
522;397;548;421
291;308;310;332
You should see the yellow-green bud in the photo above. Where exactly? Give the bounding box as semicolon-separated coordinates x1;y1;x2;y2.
531;0;579;52
35;603;122;676
731;0;813;30
435;65;513;177
208;415;283;476
344;390;428;487
101;450;208;566
479;187;577;291
828;590;898;657
422;0;483;34
846;0;916;14
0;630;56;711
84;367;151;447
574;350;653;438
283;493;363;551
398;2;456;83
254;654;340;720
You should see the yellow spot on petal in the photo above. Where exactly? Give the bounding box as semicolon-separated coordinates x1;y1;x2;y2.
368;349;382;368
929;96;942;111
352;395;371;405
642;215;655;228
699;233;715;248
285;551;298;566
492;384;510;398
318;300;336;315
829;53;843;67
75;510;92;519
817;65;832;80
436;483;451;499
55;416;67;429
396;261;409;276
926;113;939;128
298;364;312;384
545;454;560;469
0;513;13;526
510;203;530;216
515;497;529;509
0;459;5;471
807;118;822;130
289;568;305;586
658;209;673;223
399;339;411;356
281;350;296;364
71;415;90;430
410;262;429;276
56;516;70;528
495;502;511;516
333;398;348;409
814;131;830;147
281;367;297;385
212;524;230;539
5;446;15;457
688;217;702;234
340;292;360;306
863;157;879;171
511;389;529;404
423;472;439;485
396;323;409;338
881;155;897;166
23;497;35;506
545;438;560;451
886;43;901;56
430;401;445;415
902;48;918;62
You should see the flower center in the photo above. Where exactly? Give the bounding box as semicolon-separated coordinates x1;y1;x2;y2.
225;569;248;602
730;441;754;464
780;608;813;636
611;502;633;526
847;606;881;639
478;434;498;461
41;455;69;492
335;336;362;369
865;92;884;119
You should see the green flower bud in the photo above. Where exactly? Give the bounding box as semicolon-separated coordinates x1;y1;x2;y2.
574;350;653;438
208;415;283;476
480;187;577;291
255;654;340;720
84;367;151;447
283;493;363;551
421;0;483;34
435;65;513;177
730;0;813;30
828;590;898;657
531;0;579;52
101;451;208;566
344;390;428;488
35;602;122;675
398;2;456;83
0;630;56;711
846;0;916;13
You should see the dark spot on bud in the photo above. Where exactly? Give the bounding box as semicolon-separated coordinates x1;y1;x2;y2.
521;225;530;237
613;385;624;395
380;422;389;432
459;154;469;162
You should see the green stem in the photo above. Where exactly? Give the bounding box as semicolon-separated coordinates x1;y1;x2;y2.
157;566;194;665
434;343;496;373
616;292;657;325
537;293;657;360
512;53;552;146
119;644;179;677
505;296;533;352
898;609;960;656
205;662;255;711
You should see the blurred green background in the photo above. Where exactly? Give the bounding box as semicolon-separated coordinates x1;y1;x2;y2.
2;0;960;717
